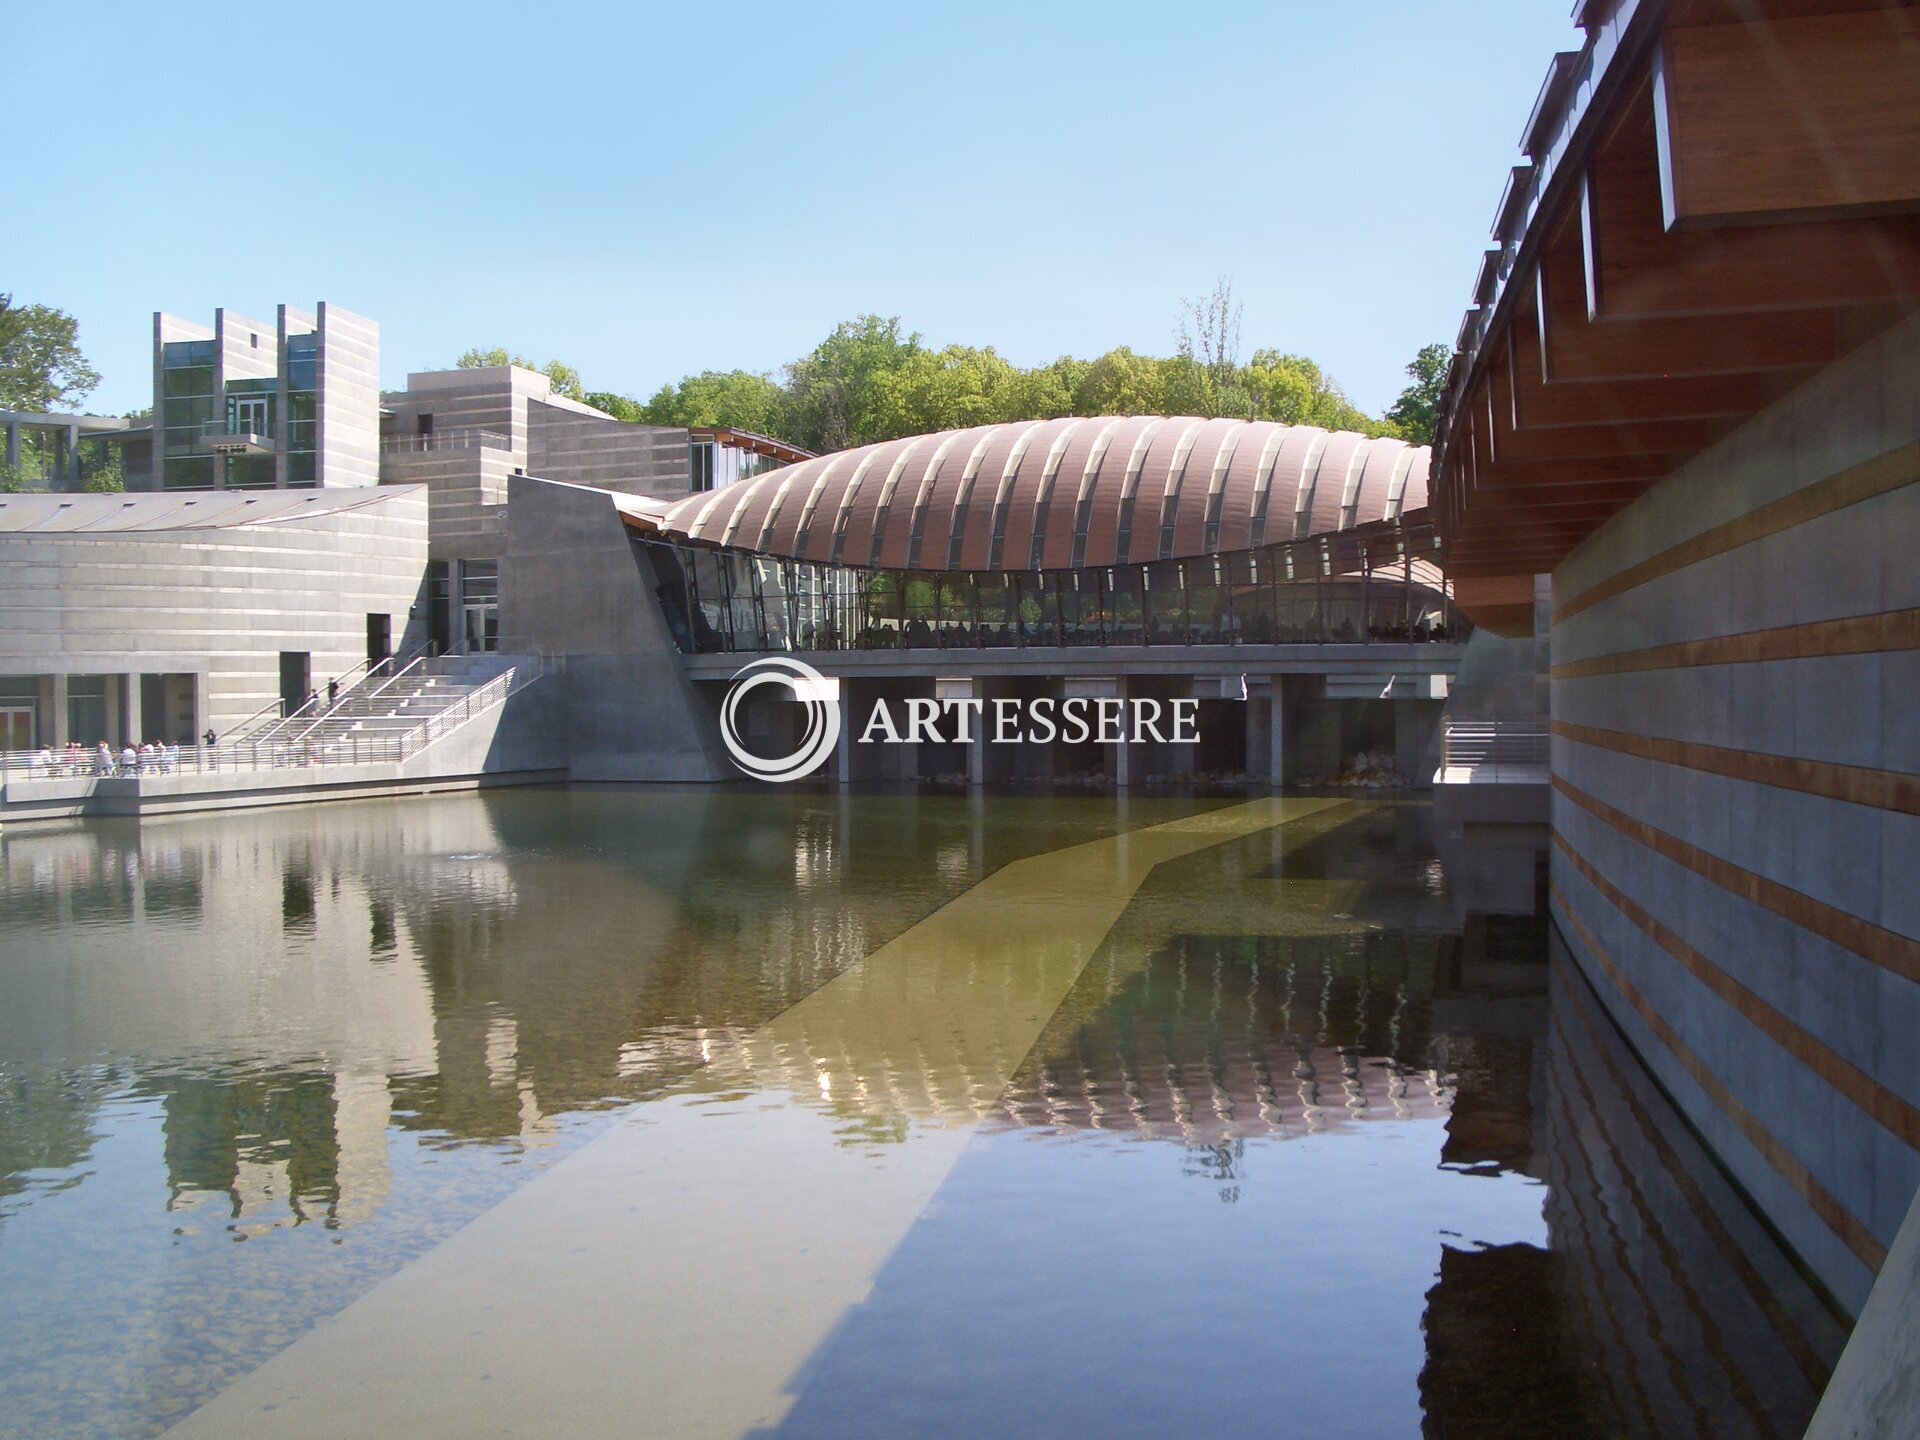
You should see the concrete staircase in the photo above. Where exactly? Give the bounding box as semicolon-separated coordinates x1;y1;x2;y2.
243;655;519;755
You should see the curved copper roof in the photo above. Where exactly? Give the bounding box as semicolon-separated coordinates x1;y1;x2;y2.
654;417;1429;571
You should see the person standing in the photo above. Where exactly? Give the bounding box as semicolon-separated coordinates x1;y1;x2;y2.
327;677;340;709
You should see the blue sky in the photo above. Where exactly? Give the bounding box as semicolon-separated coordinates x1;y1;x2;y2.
11;1;1578;420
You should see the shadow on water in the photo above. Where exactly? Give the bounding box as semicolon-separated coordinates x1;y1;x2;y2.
0;790;1847;1439
756;807;1844;1440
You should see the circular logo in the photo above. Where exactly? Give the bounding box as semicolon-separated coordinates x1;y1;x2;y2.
720;656;841;782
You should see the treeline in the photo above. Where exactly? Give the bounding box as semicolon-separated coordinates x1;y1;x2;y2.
462;291;1449;455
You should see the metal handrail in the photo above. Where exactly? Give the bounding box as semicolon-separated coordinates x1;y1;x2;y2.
0;654;547;787
1440;718;1549;781
223;692;291;743
393;659;533;758
379;427;511;455
248;691;322;747
283;647;428;746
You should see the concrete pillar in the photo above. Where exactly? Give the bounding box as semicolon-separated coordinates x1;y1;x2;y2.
66;423;81;490
1070;677;1126;789
1268;679;1288;787
967;686;987;787
50;673;68;747
4;420;18;471
835;684;854;789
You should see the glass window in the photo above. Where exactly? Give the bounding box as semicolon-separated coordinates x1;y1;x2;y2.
163;366;214;399
162;339;214;369
690;443;716;493
163;456;214;491
286;335;318;392
67;674;109;746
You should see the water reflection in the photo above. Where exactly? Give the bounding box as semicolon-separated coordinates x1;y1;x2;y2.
0;792;1845;1440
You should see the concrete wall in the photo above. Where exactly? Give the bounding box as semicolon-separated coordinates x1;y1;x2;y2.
527;402;692;496
378;370;697;564
0;488;430;741
380;446;515;561
317;303;381;489
1548;310;1920;1317
500;475;726;781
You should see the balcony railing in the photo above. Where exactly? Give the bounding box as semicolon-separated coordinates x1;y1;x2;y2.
197;422;275;455
380;427;512;455
1438;719;1549;783
0;658;547;786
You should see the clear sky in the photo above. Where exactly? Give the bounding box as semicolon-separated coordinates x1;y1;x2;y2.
10;1;1580;421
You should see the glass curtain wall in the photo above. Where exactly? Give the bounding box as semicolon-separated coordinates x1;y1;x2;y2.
161;340;216;491
639;531;1462;657
285;334;319;488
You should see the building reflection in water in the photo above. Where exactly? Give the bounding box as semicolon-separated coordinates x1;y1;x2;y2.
0;793;1851;1440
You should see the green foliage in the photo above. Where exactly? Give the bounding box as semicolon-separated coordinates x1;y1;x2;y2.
638;369;787;434
1385;342;1453;445
460;284;1401;453
83;452;125;493
0;294;101;412
454;346;587;402
0;459;25;493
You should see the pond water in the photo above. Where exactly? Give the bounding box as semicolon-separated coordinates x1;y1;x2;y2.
0;789;1846;1439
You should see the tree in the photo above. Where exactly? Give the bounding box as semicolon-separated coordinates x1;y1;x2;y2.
1073;347;1163;416
0;295;101;412
1385;342;1452;445
583;391;647;423
782;316;925;452
454;346;586;402
1175;277;1247;416
621;293;1401;452
83;451;125;493
640;369;788;434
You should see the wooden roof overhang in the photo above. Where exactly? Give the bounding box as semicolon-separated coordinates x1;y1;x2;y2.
1432;0;1920;632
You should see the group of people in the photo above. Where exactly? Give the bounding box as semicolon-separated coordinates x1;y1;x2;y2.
27;740;184;778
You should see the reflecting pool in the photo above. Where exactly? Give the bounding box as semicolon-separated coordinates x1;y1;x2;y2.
0;789;1845;1439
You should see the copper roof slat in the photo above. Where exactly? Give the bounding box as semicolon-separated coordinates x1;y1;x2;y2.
1174;419;1242;557
856;439;929;568
956;422;1043;571
782;452;853;558
1350;438;1408;527
1131;418;1204;565
1217;423;1285;554
1081;417;1161;567
1001;418;1083;570
1306;432;1365;537
1043;417;1126;569
879;431;963;569
817;443;890;568
719;470;789;550
913;427;999;572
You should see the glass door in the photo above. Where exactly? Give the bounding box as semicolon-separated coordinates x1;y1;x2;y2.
462;603;498;653
233;397;269;436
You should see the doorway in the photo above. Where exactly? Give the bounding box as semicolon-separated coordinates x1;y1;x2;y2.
462;603;498;654
367;613;392;668
0;706;32;751
279;651;311;716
